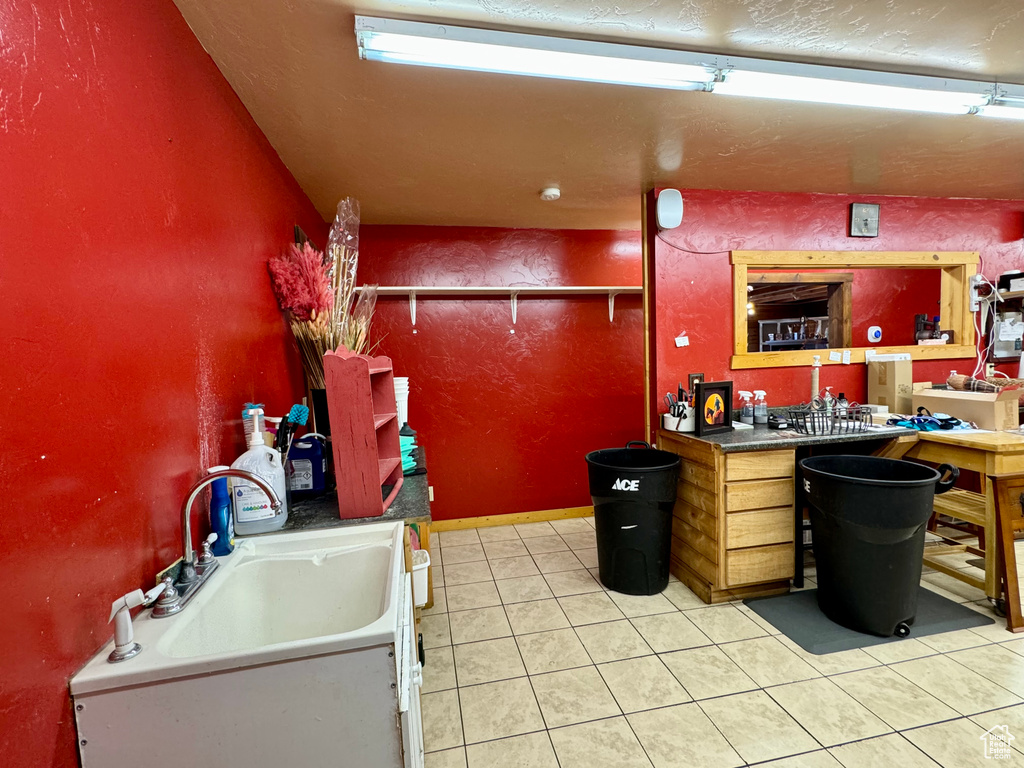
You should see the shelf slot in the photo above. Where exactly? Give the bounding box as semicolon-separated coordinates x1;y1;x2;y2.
374;413;397;430
378;456;402;484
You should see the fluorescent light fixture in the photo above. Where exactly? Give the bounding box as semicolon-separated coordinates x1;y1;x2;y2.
355;16;1005;117
979;85;1024;119
714;69;989;115
979;104;1024;120
356;17;714;91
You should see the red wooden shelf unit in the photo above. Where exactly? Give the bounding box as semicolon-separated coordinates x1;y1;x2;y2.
324;348;403;519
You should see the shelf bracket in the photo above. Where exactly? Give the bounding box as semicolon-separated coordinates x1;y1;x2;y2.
408;291;416;326
510;291;519;325
608;291;620;323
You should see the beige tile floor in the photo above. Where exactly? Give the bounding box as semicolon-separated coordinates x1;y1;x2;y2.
421;517;1024;767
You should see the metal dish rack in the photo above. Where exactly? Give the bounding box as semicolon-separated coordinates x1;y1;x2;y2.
787;406;871;436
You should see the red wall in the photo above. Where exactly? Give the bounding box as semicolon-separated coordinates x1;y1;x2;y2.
359;227;644;520
651;190;1024;435
0;2;325;765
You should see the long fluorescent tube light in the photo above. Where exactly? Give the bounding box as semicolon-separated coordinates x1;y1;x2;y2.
714;69;989;115
356;17;714;91
979;85;1024;120
355;16;1010;118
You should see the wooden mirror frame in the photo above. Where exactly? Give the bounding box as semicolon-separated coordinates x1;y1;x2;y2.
731;250;978;369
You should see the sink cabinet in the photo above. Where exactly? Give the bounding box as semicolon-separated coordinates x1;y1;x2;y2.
658;431;796;603
72;577;424;768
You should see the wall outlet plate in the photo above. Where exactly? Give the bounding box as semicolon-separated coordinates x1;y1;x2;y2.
849;203;880;237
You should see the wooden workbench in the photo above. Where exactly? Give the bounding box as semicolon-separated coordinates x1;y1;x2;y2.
904;430;1024;600
657;425;916;604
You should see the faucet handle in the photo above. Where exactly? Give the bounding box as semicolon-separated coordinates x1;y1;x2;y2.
199;533;218;565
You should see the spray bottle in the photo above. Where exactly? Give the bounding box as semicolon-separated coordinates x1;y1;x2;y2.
231;408;288;535
738;391;754;424
753;390;768;424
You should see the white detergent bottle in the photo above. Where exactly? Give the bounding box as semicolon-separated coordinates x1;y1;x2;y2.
753;390;768;424
231;408;288;535
738;391;754;424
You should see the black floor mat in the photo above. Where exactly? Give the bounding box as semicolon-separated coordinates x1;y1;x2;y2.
744;587;996;655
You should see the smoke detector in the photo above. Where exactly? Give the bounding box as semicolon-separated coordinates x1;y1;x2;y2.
540;186;560;201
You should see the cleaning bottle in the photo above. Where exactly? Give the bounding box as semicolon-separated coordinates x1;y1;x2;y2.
231;408;288;535
738;391;754;424
208;465;234;556
287;433;326;497
753;390;768;424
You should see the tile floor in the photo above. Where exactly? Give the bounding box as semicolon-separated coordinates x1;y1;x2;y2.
420;517;1024;767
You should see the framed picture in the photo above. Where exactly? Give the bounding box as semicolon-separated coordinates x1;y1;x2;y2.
688;373;705;395
695;380;733;436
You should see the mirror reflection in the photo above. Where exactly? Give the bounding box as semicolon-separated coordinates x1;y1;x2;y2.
746;269;941;353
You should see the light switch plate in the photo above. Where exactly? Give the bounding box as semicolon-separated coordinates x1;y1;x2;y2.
850;203;880;237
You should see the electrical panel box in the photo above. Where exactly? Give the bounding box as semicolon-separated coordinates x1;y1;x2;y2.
993;310;1024;361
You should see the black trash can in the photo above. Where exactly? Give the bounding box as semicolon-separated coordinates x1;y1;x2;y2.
585;441;681;595
800;455;958;637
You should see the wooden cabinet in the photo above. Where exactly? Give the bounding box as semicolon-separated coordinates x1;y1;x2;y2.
324;348;404;519
658;432;796;603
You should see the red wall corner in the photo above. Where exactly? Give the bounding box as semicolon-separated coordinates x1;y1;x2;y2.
358;226;644;520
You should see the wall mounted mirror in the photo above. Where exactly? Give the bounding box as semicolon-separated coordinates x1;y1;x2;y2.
732;251;977;369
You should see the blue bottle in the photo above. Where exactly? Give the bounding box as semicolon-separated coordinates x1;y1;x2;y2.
208;465;234;556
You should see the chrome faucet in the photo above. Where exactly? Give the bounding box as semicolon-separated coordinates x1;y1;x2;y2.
153;469;281;618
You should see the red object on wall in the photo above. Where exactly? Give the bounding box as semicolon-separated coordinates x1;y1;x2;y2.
0;2;325;766
650;189;1024;439
358;226;645;520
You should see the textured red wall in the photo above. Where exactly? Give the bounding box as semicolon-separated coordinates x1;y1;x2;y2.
0;2;325;765
358;227;644;520
652;190;1024;435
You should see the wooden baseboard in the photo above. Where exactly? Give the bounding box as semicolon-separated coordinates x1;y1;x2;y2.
431;505;594;532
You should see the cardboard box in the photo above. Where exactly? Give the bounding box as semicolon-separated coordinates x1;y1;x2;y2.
867;360;914;414
911;388;1021;431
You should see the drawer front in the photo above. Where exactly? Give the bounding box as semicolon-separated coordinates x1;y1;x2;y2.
726;544;795;587
725;451;795;482
725;478;794;512
726;507;794;550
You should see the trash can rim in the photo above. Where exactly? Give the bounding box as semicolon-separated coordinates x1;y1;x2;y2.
799;455;940;488
585;448;680;472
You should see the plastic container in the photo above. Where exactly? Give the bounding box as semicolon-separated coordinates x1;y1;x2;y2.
287;433;327;497
208;465;234;556
232;408;289;536
800;455;958;637
585;441;681;595
753;390;768;424
412;549;430;608
738;391;754;424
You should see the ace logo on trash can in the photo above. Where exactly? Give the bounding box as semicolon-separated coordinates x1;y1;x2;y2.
612;478;641;492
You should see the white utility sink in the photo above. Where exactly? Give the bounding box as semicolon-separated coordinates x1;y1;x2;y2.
162;540;392;658
70;521;424;768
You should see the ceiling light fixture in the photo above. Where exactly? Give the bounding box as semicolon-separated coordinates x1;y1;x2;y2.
355;17;712;91
355;16;1024;119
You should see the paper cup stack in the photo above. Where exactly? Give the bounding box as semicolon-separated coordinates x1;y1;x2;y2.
394;377;410;426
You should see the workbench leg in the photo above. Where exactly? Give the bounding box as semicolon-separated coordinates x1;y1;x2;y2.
986;476;1002;600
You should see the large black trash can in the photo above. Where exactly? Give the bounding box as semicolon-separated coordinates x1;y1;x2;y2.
585;441;681;595
800;455;958;637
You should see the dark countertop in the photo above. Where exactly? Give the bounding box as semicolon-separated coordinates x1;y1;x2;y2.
660;423;916;453
281;472;430;531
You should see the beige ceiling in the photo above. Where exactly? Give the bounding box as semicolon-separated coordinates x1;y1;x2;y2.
172;0;1024;229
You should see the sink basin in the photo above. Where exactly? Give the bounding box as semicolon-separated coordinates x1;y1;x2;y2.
70;521;406;694
162;543;392;658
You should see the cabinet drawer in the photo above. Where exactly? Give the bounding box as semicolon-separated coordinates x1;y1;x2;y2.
725;451;795;482
725;544;795;587
726;507;794;549
725;478;794;512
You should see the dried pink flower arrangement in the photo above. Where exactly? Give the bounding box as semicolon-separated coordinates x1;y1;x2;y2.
268;242;333;322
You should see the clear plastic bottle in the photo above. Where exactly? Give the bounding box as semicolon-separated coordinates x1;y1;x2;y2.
753;390;768;424
231;408;288;536
738;391;754;424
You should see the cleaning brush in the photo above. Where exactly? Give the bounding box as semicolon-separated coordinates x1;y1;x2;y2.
275;404;311;455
